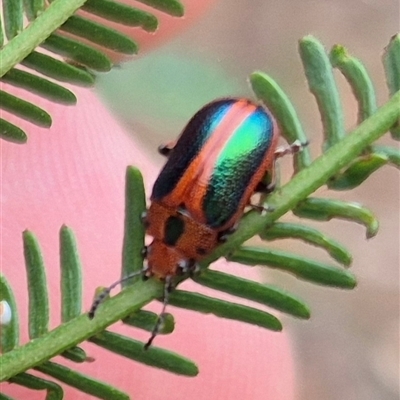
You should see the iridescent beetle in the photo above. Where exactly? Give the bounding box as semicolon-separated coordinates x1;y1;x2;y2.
89;98;303;348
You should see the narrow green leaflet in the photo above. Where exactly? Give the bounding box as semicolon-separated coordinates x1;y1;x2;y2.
229;246;357;288
0;12;4;47
372;145;400;167
23;230;50;339
61;346;87;363
21;52;95;87
250;71;312;170
327;153;389;190
0;118;27;143
3;0;23;40
260;222;352;266
60;226;82;322
59;16;138;54
134;0;184;16
293;197;379;238
382;34;400;140
82;0;158;32
9;372;63;400
59;226;87;364
169;290;283;331
0;90;51;127
35;361;129;400
123;309;175;334
41;34;113;72
121;167;147;286
299;36;345;150
2;68;77;105
330;44;377;123
90;330;199;376
193;269;310;318
23;0;46;20
327;44;396;190
0;275;19;353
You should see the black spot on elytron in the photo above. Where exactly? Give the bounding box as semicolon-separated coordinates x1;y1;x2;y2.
196;247;207;255
164;215;185;246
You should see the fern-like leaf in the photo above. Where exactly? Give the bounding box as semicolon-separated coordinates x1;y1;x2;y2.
0;0;184;143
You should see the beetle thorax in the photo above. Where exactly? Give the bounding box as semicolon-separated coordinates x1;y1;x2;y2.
146;240;188;279
145;201;220;278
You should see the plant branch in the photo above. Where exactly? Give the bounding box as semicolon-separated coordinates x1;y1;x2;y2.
0;279;162;381
0;0;88;78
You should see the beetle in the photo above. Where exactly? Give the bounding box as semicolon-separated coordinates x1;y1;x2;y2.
90;98;302;348
145;98;279;277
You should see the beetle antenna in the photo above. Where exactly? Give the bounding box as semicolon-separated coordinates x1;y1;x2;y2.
144;275;173;350
88;270;145;319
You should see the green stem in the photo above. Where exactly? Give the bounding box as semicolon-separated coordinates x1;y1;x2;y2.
0;279;162;382
0;0;88;78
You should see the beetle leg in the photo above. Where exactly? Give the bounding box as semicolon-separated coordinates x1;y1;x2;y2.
255;159;278;195
274;139;308;159
249;203;275;215
141;211;150;229
255;140;308;196
254;179;275;194
144;275;174;349
218;223;238;243
177;259;198;277
158;140;177;157
176;259;190;275
252;140;309;212
251;172;277;213
188;262;201;277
